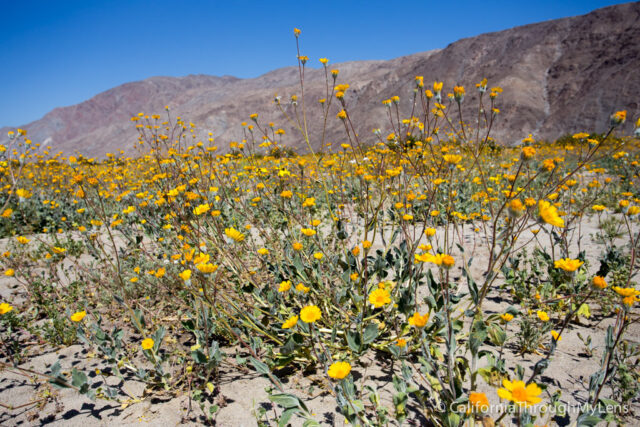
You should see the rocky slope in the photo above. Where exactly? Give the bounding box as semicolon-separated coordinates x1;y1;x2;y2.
2;2;639;157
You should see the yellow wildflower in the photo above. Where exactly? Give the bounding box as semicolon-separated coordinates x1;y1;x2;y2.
327;361;351;380
368;288;391;308
300;305;322;323
70;310;87;322
538;200;564;227
282;315;298;329
537;310;550;322
141;338;154;350
408;312;429;328
225;227;245;242
0;302;14;315
497;379;542;407
554;258;583;272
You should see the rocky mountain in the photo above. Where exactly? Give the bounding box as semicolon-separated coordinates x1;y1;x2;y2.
2;2;639;158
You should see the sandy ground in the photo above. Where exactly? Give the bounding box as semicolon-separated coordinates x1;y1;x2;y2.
1;216;639;426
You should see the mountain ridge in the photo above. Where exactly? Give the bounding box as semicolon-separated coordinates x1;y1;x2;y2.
2;2;639;157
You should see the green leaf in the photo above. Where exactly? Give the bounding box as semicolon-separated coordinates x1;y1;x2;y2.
152;326;166;350
250;357;270;376
71;368;88;388
362;323;379;345
576;413;603;426
576;303;591;318
50;361;61;377
279;407;298;427
346;330;362;353
469;320;487;355
487;323;507;346
446;413;461;427
192;350;208;364
463;266;478;305
269;393;300;409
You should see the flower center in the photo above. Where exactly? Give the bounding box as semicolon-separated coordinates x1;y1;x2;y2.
512;385;528;403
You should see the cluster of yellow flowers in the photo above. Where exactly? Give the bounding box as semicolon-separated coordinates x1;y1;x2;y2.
1;40;639;425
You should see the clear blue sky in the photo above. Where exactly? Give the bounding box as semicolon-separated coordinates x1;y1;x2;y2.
0;0;627;127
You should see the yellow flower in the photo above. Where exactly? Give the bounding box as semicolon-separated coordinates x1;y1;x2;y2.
4;269;15;277
610;110;626;126
313;252;324;260
612;286;640;306
551;330;562;341
521;146;536;160
554;258;583;272
469;392;489;411
193;253;209;264
300;228;316;237
16;236;30;244
296;283;310;293
537;310;550;322
300;305;322;323
70;310;86;322
180;269;192;281
141;338;154;350
369;288;391;308
292;242;303;251
15;188;32;199
1;208;13;218
52;247;66;254
225;227;245;242
281;190;293;198
302;197;315;208
257;248;269;256
327;361;351;380
278;280;292;292
538;200;564;227
508;199;525;217
0;302;14;315
443;154;462;164
408;312;429;328
193;203;210;215
282;315;298;329
592;276;607;289
453;85;465;101
415;253;455;269
196;263;218;274
627;206;640;216
155;268;166;278
122;205;136;214
497;379;542;407
362;240;372;249
500;313;514;322
395;338;407;347
424;228;436;237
